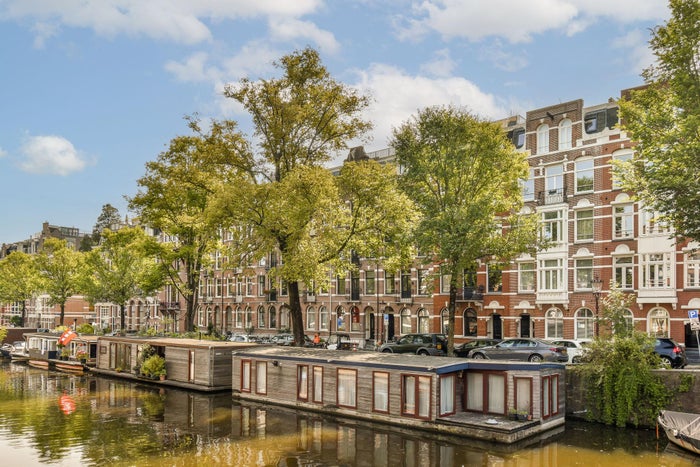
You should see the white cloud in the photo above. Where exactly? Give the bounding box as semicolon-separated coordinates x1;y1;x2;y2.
0;0;324;45
613;28;656;74
419;48;456;77
268;17;340;54
351;64;509;150
0;147;7;158
397;0;668;43
19;135;89;175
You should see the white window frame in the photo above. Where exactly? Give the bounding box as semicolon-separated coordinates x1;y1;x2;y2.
541;209;564;243
575;208;594;242
537;124;550;154
559;118;572;150
575;158;594;193
539;258;564;291
518;261;535;293
575;308;595;340
545;308;563;339
641;253;673;289
685;252;700;288
574;258;593;291
613;204;634;239
614;255;634;290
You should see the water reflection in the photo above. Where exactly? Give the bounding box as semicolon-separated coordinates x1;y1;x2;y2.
0;361;696;466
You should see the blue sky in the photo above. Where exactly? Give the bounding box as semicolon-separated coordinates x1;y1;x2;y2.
0;0;669;244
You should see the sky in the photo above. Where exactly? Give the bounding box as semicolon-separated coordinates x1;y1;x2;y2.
0;0;670;244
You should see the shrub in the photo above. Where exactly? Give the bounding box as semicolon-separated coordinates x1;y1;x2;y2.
140;354;166;379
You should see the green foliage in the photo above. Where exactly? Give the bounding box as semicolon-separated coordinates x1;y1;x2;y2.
576;332;670;427
140;354;166;379
0;251;41;327
0;326;7;343
9;316;22;327
35;238;85;326
678;373;694;393
618;0;700;241
76;323;95;334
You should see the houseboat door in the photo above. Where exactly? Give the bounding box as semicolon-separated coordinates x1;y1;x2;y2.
188;350;195;382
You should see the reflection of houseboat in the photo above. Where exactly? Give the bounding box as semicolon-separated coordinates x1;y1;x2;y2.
23;332;98;374
231;347;566;444
92;336;260;392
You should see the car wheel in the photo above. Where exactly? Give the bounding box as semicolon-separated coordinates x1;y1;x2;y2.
382;349;393;353
659;356;673;368
417;350;429;356
528;354;543;363
472;352;485;359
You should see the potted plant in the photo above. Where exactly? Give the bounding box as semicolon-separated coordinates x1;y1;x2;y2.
75;350;88;363
140;354;167;380
60;347;71;360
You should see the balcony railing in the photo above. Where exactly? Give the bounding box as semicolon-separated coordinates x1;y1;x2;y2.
537;186;567;205
159;302;180;311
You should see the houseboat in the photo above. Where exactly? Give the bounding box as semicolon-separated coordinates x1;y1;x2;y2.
93;336;260;392
231;347;566;444
23;331;98;374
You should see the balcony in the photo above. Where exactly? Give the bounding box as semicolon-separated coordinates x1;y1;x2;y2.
537;186;567;205
159;302;180;311
305;294;316;303
235;295;244;303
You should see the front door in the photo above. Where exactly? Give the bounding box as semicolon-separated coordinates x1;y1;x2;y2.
520;314;531;337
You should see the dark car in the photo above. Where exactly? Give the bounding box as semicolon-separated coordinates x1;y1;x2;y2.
378;333;447;356
655;337;687;368
270;333;313;347
467;338;568;363
454;338;502;358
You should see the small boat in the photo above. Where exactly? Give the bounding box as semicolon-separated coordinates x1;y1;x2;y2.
658;410;700;455
28;359;50;370
0;343;14;358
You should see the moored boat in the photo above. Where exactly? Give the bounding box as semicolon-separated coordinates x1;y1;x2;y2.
658;410;700;455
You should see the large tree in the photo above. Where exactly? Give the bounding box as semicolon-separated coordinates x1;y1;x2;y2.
128;118;251;332
0;252;41;327
80;227;164;333
216;47;415;346
34;238;85;327
617;0;700;241
391;105;540;355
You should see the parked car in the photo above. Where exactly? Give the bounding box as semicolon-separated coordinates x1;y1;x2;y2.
228;334;261;343
655;337;687;368
467;338;568;363
548;339;591;363
454;338;502;358
378;333;447;356
325;333;358;351
270;333;313;347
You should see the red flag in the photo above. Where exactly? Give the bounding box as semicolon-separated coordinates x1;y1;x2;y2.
58;330;77;346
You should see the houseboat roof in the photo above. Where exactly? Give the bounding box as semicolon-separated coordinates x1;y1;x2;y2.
98;335;260;351
231;347;565;374
24;332;99;343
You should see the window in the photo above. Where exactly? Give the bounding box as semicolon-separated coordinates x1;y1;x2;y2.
313;366;323;403
545;308;563;339
466;371;506;414
245;307;253;328
373;372;389;413
241;360;251;392
539;258;564;291
575;209;594;241
306;306;316;330
235;308;243;328
400;308;412;335
508;127;525;149
463;308;477;336
441;308;449;335
584;107;618;134
642;253;672;288
575;308;595;340
463;265;477;290
649;308;670;337
537;124;549;154
269;307;277;329
641;209;670;236
258;275;266;296
545;164;563;196
514;377;532;415
440;267;451;294
385;271;396;294
401;271;412;299
336;274;347;295
256;361;267;394
559;119;572;150
542;374;559;418
686;252;700;288
518;262;535;292
365;270;375;295
439;375;455;416
297;365;309;401
337;308;346;331
541;210;564;243
522;168;535;201
614;256;634;289
417;309;430;333
575;159;594;193
257;306;266;328
487;263;504;292
575;258;593;290
613;204;634;239
417;269;429;295
402;375;431;418
612;149;633;189
319;306;329;331
337;369;357;408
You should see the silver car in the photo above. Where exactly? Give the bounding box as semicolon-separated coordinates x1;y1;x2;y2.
467;338;568;363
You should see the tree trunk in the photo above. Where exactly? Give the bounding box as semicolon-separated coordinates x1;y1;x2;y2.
60;303;66;327
448;279;458;357
289;281;305;346
120;303;126;333
21;302;26;327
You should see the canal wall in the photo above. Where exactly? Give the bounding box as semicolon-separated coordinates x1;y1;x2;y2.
566;368;700;426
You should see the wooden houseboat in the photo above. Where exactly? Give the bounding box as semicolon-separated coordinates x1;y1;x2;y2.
231;347;566;444
23;331;98;374
93;336;260;392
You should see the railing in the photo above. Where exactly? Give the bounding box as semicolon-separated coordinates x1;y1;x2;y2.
537;186;567;205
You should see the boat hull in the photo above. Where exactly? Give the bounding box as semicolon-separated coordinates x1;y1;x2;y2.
658;410;700;456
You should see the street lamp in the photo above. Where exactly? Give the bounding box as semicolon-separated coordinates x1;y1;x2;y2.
591;275;603;337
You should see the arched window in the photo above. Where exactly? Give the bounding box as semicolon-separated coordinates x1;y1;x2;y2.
400;308;412;335
269;306;277;329
559;118;572;150
306;306;316;330
575;307;594;340
537;124;549;154
280;307;290;329
622;308;635;332
257;305;265;328
418;308;430;333
245;307;253;329
545;308;563;339
440;308;449;334
336;306;346;331
463;308;477;336
648;307;669;337
319;306;329;331
235;307;243;328
350;306;361;332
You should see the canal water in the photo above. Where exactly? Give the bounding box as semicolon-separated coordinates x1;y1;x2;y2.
0;361;695;466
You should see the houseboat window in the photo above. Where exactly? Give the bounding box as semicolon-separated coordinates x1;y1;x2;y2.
466;371;506;414
313;366;323;403
337;369;357;408
542;375;551;418
402;375;431;418
439;375;455;416
514;377;532;415
488;374;505;414
551;374;559;415
256;361;267;394
241;360;251;392
373;372;389;413
297;365;309;401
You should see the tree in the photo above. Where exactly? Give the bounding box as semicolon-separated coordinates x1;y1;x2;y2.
216;47;414;346
617;0;700;241
80;227;164;333
391;105;540;355
34;238;85;327
128;117;251;332
0;252;41;327
92;204;122;243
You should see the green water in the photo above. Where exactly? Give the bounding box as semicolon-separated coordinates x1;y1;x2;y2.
0;361;694;466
